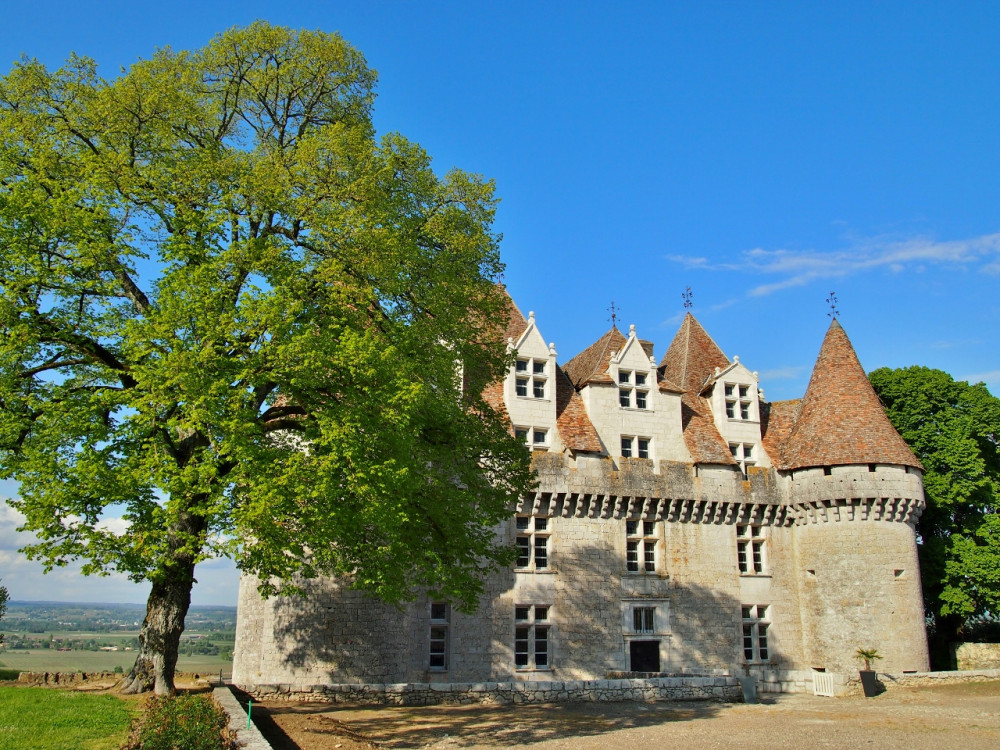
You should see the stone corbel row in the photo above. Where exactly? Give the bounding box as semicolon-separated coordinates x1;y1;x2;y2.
515;493;788;526
787;496;925;527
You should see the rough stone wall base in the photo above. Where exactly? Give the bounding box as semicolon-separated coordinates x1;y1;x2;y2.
237;676;742;705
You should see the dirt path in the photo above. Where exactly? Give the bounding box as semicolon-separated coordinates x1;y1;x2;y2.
251;680;1000;750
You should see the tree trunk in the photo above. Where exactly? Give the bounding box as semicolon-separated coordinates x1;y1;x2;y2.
120;565;197;695
119;499;208;696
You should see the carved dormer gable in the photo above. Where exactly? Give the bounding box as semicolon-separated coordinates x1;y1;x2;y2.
705;356;772;472
610;325;658;413
505;310;559;452
564;324;691;466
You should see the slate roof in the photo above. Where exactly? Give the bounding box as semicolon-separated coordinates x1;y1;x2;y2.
562;327;628;387
555;366;603;453
659;313;731;394
775;320;922;471
681;393;738;466
659;313;736;465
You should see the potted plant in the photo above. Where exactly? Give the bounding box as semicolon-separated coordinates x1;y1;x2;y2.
855;647;882;697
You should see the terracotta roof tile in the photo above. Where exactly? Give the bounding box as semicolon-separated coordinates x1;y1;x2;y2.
778;320;923;471
659;313;731;394
760;399;800;465
500;292;530;345
562;327;628;387
555;366;603;453
680;393;738;466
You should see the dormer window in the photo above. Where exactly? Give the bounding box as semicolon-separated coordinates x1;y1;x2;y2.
516;358;547;399
725;383;753;421
621;436;651;459
618;370;650;410
730;442;756;477
516;427;548;448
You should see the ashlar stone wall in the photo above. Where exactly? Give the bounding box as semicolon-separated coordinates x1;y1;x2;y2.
234;454;929;691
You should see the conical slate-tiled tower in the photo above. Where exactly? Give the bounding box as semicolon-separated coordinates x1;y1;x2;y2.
779;319;922;471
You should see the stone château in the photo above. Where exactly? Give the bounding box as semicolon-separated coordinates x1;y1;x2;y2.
233;294;929;695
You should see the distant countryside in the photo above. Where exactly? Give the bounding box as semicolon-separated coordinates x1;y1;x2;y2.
0;602;236;677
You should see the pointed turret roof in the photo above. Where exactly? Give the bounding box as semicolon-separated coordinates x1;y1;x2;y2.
659;313;731;394
777;320;922;471
563;327;628;387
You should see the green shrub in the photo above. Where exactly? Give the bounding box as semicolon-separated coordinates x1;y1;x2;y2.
0;667;20;680
122;694;239;750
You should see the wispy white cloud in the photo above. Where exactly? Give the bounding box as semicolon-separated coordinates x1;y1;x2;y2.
0;498;236;605
667;232;1000;298
962;370;1000;394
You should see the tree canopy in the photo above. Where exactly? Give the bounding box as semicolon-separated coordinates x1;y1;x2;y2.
0;22;533;693
869;366;1000;664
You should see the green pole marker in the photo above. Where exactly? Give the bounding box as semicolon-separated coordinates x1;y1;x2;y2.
247;699;252;730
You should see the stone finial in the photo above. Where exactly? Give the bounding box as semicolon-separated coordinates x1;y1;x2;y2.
752;371;758;380
529;311;535;321
549;342;557;356
714;366;720;376
629;324;636;337
733;355;740;363
759;388;765;400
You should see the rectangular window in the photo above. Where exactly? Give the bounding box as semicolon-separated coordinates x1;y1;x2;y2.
515;516;551;571
742;604;770;662
514;358;547;399
626;519;658;573
619;370;651;410
737;524;767;574
429;602;449;670
729;443;757;477
532;429;547;445
514;604;551;670
725;382;753;421
622;436;651;460
633;606;655;633
514;428;528;442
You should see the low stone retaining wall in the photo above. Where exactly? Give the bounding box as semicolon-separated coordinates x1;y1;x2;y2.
954;643;1000;670
15;671;120;686
881;667;1000;689
237;675;742;706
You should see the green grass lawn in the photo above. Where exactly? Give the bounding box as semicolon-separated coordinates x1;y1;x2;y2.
0;686;135;750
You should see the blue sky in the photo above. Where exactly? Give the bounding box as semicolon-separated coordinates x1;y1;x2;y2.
2;1;998;606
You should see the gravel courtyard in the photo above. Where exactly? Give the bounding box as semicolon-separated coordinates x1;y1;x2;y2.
249;679;1000;750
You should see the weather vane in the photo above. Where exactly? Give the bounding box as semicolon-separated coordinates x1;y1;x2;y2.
826;291;839;319
608;301;620;327
682;286;693;310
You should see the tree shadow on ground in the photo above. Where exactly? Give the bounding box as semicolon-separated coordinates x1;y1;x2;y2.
253;698;737;749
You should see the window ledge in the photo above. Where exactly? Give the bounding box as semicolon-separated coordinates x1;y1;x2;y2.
739;573;772;579
514;568;557;575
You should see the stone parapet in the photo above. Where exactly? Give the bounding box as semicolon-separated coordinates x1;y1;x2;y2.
236;675;742;706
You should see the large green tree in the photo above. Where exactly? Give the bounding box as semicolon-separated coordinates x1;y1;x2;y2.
0;23;533;694
869;367;1000;667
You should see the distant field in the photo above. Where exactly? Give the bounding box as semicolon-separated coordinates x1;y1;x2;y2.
0;649;230;677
